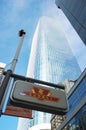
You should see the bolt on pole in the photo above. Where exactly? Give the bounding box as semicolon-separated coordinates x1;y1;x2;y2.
0;30;26;115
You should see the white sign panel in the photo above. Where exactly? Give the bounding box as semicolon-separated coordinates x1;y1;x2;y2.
10;80;68;114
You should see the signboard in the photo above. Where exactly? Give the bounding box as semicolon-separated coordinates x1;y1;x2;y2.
10;80;68;115
4;102;32;118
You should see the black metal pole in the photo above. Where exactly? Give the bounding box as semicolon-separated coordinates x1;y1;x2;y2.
3;71;65;90
0;70;12;115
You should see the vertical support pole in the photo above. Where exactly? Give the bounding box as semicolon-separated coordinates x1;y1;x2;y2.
0;30;26;116
0;70;12;115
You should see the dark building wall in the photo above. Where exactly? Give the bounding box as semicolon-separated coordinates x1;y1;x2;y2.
55;0;86;45
51;68;86;130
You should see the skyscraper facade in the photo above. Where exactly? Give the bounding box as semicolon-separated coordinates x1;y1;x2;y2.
55;0;86;45
27;16;81;83
17;16;81;130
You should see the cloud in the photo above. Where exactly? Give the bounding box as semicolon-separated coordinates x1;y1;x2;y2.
0;0;30;25
12;0;27;9
41;0;59;18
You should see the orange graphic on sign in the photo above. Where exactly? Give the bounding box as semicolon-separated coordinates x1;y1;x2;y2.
22;86;60;102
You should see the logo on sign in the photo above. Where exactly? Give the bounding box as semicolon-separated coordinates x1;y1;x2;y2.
22;86;60;102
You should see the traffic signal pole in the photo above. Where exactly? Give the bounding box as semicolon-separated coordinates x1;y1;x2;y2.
0;30;26;116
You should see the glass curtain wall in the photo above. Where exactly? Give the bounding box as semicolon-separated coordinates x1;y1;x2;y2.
27;16;81;128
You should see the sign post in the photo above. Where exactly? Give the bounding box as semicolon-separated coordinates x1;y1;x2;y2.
0;30;26;116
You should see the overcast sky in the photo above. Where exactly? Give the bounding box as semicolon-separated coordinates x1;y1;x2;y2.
0;0;86;130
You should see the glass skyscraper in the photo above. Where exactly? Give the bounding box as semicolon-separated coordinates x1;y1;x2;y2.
17;16;81;130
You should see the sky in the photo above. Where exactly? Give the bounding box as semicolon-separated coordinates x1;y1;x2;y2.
0;0;86;130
